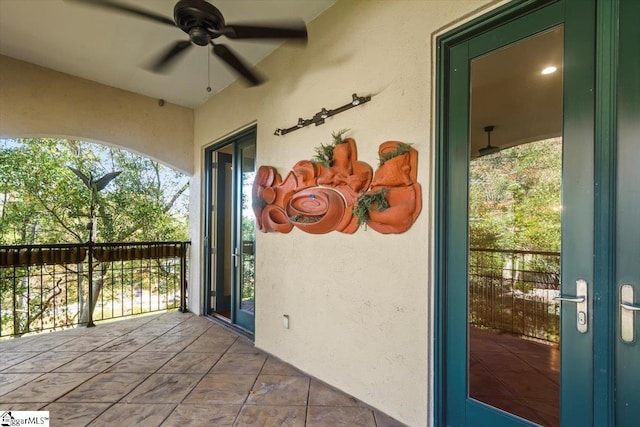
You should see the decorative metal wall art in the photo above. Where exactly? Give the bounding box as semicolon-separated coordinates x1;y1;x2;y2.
252;135;422;234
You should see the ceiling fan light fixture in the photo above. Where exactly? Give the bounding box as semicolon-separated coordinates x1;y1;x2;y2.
188;27;211;46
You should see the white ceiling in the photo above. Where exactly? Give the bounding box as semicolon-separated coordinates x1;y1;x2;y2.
0;0;336;108
470;26;564;155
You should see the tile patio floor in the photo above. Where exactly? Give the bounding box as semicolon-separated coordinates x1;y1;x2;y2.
0;312;406;426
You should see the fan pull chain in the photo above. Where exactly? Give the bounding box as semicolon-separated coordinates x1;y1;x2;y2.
206;50;212;93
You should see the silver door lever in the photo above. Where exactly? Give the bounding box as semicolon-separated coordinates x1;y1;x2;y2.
553;279;588;333
620;284;640;343
553;295;585;303
620;303;640;312
231;247;239;267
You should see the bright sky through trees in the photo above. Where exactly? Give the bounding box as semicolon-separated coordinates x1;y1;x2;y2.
0;138;189;244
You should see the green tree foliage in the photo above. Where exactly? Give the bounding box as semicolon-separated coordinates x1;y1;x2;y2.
1;138;188;244
468;138;562;342
469;138;562;252
1;138;189;334
241;172;255;304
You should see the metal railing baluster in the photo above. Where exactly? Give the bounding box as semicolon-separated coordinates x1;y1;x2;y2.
469;247;560;343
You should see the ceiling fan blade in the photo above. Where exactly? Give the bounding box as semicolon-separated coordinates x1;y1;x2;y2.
67;0;175;27
212;43;264;86
147;40;193;73
222;22;308;41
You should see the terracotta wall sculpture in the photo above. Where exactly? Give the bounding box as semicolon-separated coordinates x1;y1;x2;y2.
252;134;421;234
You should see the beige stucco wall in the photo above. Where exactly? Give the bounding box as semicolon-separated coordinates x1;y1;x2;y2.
192;1;492;425
0;55;194;174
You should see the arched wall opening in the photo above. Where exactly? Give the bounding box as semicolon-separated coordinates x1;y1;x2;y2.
0;55;195;175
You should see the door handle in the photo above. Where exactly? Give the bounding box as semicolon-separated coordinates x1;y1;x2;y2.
553;296;585;303
620;284;640;343
553;279;588;333
620;303;640;312
231;247;239;267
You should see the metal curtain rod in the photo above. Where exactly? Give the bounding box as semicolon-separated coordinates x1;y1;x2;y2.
274;93;371;136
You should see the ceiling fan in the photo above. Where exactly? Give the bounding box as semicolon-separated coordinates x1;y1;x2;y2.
69;0;308;86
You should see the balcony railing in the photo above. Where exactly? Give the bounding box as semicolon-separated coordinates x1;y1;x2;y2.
0;241;189;338
469;247;561;343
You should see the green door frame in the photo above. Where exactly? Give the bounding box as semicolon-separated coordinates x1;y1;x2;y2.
233;135;256;332
432;0;619;425
593;0;617;424
203;125;257;334
612;1;640;426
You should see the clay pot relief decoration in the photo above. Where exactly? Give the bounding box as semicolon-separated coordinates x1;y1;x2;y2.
252;132;422;234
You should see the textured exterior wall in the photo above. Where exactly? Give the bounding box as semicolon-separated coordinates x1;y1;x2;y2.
0;55;194;174
192;1;493;425
0;0;498;423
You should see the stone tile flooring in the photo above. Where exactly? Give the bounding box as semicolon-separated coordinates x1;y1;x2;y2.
0;312;406;426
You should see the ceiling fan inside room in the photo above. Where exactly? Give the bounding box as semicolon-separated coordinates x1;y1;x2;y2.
69;0;308;86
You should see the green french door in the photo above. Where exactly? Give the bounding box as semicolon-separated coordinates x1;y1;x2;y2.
615;0;640;423
437;0;639;425
234;136;256;332
204;127;256;333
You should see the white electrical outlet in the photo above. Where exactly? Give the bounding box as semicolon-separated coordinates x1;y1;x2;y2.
283;314;289;329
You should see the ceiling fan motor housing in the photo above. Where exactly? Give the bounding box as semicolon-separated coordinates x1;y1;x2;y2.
174;0;225;45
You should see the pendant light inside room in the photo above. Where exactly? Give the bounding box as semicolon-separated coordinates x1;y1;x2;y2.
478;125;500;157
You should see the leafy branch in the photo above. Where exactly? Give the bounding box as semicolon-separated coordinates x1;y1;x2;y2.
379;142;412;166
311;129;350;167
289;214;322;223
353;189;389;225
32;192;84;242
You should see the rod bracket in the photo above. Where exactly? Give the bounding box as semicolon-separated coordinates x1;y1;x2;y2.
274;93;371;136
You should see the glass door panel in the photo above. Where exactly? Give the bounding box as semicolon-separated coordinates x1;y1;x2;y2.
467;27;563;426
216;151;233;318
235;141;256;332
441;2;596;425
